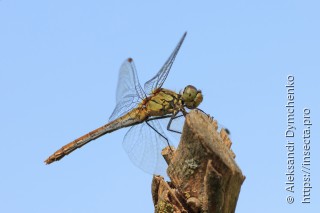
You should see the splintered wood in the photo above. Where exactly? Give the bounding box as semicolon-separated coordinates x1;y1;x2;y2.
152;110;245;213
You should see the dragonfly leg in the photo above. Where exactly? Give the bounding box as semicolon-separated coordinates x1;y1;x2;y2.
146;115;172;122
195;108;231;135
195;108;211;117
167;112;184;134
145;121;171;148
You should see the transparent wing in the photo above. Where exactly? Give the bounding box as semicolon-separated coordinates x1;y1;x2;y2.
154;112;185;145
109;58;146;122
168;111;185;133
122;120;171;176
144;32;187;94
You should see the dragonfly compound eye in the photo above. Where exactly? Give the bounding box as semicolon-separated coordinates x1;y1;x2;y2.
182;85;203;109
182;85;197;102
193;91;203;108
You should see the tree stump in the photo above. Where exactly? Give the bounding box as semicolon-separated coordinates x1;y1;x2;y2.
152;110;245;213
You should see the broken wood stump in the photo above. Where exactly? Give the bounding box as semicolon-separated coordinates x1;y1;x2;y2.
152;110;245;213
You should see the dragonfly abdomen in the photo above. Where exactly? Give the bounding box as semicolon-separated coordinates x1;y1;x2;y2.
44;108;147;164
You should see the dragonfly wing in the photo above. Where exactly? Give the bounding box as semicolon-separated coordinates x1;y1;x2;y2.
144;32;187;94
152;112;185;147
109;58;146;122
122;120;170;176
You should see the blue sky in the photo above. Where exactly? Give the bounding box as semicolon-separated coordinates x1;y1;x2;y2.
1;0;319;212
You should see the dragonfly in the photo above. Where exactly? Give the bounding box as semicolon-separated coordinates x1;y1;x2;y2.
44;32;203;175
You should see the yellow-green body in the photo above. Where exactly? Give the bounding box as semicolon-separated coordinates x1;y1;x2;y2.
45;88;187;164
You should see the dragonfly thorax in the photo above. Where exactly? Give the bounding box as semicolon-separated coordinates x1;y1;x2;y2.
181;85;203;109
144;88;182;117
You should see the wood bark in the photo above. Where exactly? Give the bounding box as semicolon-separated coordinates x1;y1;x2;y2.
152;110;245;213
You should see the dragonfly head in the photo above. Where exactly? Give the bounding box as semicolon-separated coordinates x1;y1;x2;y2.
181;85;203;109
